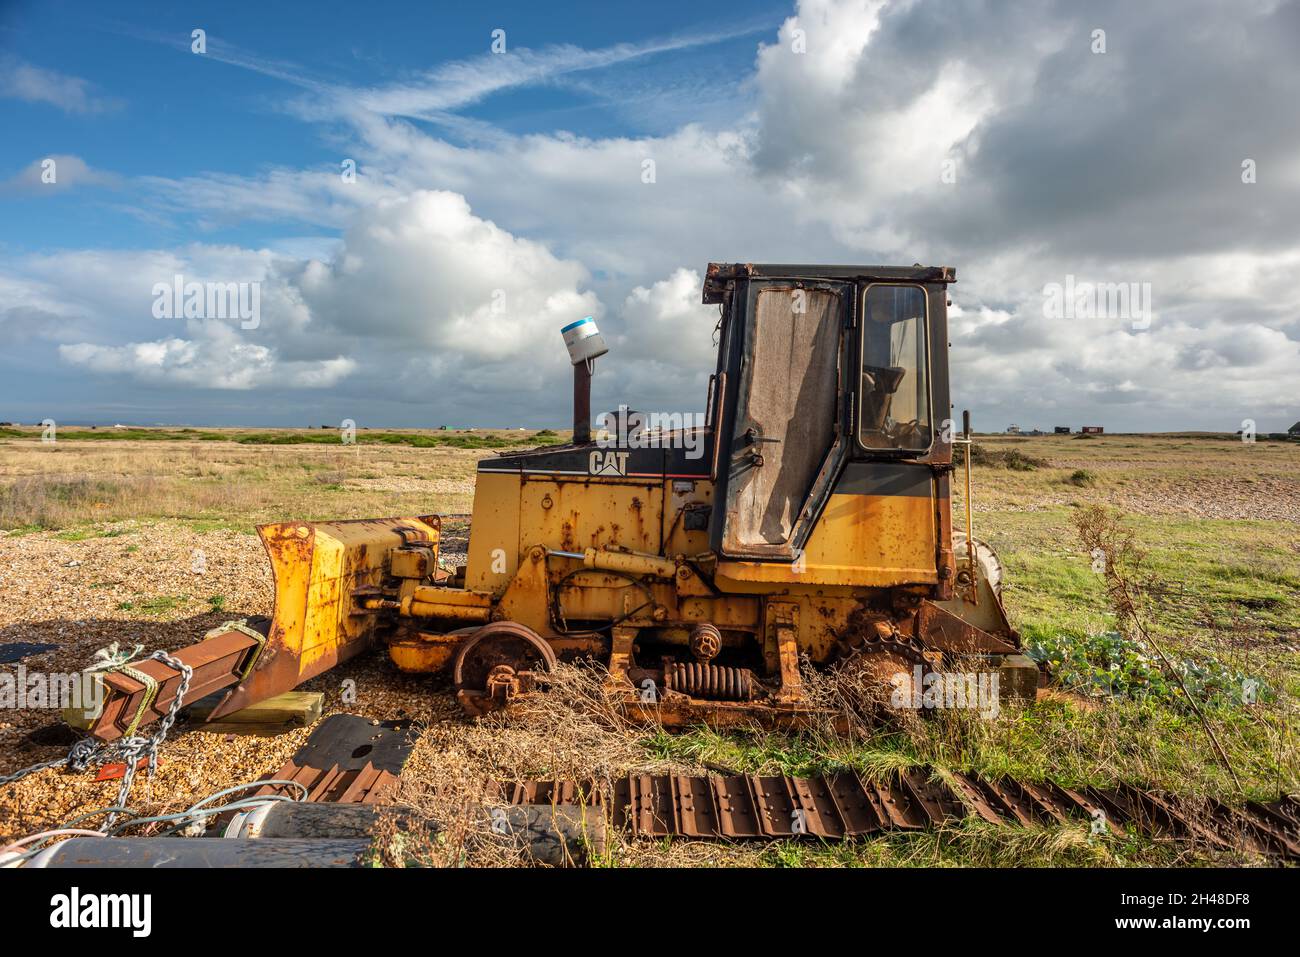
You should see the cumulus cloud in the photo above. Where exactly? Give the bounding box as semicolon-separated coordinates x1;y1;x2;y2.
294;191;599;362
615;268;718;366
5;0;1300;430
59;330;355;391
38;191;605;409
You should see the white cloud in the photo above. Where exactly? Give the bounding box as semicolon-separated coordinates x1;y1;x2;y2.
351;29;764;120
58;320;355;392
0;57;120;113
3;155;119;194
6;0;1300;430
294;190;600;362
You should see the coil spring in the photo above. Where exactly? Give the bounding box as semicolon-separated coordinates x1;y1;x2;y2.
664;662;755;701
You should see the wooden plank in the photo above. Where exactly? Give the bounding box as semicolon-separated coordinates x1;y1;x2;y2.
190;690;323;735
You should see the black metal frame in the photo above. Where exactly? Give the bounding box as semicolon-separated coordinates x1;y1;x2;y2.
706;264;955;563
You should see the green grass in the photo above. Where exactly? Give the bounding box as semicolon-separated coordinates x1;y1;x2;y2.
748;819;1178;868
624;501;1299;866
0;427;228;441
116;594;189;616
985;510;1300;639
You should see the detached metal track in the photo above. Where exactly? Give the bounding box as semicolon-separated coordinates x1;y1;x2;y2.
484;769;1300;859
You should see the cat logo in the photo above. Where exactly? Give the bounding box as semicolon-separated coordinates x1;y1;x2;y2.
589;450;629;476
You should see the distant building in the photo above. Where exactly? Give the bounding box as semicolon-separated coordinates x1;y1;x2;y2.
1054;426;1070;434
1290;421;1300;435
1006;424;1022;434
1081;425;1104;434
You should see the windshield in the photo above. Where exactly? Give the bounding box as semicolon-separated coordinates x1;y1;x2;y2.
859;284;932;452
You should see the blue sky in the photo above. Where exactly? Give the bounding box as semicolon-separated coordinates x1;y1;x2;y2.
2;1;781;252
2;0;1299;430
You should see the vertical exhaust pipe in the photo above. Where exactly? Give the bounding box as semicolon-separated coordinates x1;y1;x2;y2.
573;361;592;445
561;316;608;446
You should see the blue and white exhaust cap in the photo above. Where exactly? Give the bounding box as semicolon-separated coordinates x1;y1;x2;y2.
561;315;609;365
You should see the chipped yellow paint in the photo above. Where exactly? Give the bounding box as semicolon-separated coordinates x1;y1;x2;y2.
262;518;439;675
717;492;937;589
465;472;521;594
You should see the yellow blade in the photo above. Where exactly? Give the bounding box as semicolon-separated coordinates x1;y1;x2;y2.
207;516;439;719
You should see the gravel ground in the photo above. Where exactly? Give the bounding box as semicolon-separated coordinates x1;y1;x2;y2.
0;522;466;844
0;519;702;863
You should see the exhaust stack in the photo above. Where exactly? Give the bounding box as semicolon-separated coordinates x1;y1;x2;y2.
561;316;608;445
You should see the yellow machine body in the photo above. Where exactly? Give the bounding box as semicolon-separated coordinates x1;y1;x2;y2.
220;264;1031;726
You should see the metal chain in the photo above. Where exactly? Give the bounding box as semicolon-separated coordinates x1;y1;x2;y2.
0;756;69;787
0;650;194;823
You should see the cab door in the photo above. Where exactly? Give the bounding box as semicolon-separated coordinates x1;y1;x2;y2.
714;280;850;560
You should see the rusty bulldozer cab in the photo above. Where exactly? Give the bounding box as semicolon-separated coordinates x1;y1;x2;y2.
189;263;1037;732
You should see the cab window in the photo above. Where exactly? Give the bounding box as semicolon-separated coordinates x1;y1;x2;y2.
859;285;931;452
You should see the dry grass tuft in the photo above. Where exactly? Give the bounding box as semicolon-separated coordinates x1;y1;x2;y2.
383;662;703;866
0;474;163;529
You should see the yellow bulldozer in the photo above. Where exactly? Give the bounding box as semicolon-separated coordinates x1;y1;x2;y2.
72;263;1038;741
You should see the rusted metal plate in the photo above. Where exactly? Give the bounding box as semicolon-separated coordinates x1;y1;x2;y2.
612;777;633;830
916;600;1017;655
977;777;1043;827
259;760;399;804
671;775;719;837
482;778;509;804
288;714;416;774
1230;800;1300;860
629;774;674;836
872;776;928;829
712;776;762;837
1086;784;1235;851
254;714;416;805
509;778;601;806
789;776;846;838
1205;798;1297;859
93;757;152;781
947;773;1005;825
826;772;884;835
1016;781;1073;825
898;768;966;825
750;775;798;837
1045;781;1123;836
1246;795;1300;832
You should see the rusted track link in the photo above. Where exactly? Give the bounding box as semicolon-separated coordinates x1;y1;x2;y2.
484;769;1300;859
251;715;418;805
254;761;400;805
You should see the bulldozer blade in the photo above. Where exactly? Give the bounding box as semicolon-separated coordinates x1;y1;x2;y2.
207;517;439;720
